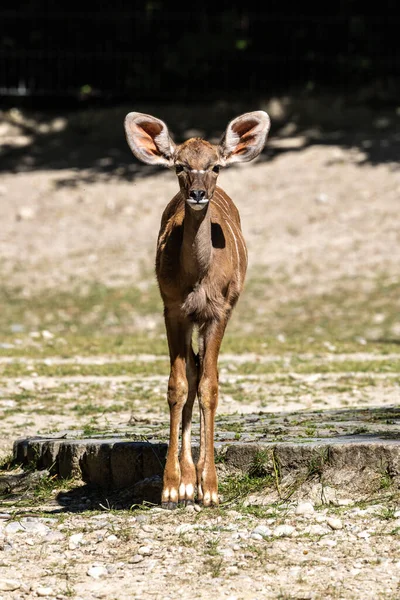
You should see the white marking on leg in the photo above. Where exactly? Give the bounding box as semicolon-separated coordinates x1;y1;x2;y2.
203;490;211;505
179;483;186;498
211;491;219;504
185;483;194;498
169;488;178;502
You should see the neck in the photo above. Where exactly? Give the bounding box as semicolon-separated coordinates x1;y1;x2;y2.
181;202;212;278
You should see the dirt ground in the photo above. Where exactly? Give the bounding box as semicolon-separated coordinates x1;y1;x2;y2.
1;96;400;599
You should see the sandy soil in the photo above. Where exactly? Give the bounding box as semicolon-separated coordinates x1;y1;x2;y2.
1;100;400;599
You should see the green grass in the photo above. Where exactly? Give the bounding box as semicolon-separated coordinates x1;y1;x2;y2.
1;272;400;360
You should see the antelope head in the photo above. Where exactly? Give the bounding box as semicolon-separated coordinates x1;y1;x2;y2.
124;110;270;211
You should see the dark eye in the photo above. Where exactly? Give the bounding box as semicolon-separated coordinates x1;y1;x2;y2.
175;165;184;174
212;165;220;173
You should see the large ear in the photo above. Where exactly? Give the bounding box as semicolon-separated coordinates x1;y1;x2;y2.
124;112;176;166
219;111;270;164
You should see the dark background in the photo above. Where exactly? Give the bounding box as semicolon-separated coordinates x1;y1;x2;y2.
1;2;399;107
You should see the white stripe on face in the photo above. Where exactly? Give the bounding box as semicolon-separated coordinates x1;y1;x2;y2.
189;169;205;173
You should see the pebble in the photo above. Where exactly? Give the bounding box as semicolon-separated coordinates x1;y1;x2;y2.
318;538;337;547
138;546;152;556
357;531;371;539
185;505;195;513
250;533;263;541
252;525;272;538
22;521;50;536
273;525;295;537
69;533;84;549
87;565;108;579
175;524;195;535
304;524;329;536
5;522;25;534
18;380;36;392
106;534;118;543
327;517;343;531
135;515;147;523
193;505;202;513
140;524;155;533
45;532;65;543
0;579;21;591
295;502;315;516
130;555;144;564
37;587;55;597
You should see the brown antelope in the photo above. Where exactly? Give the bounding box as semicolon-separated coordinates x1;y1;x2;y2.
124;110;270;508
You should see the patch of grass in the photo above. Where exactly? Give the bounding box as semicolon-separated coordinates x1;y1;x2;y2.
379;471;394;490
220;473;274;504
1;272;400;360
204;557;223;578
0;360;169;378
205;537;220;557
249;449;272;478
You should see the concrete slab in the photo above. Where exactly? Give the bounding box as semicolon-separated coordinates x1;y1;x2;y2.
12;406;400;501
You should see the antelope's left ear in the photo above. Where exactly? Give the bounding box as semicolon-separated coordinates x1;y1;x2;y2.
219;111;271;165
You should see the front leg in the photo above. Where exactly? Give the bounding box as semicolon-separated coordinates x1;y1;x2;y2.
197;318;228;507
162;314;196;509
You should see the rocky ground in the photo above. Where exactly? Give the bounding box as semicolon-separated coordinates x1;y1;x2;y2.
1;498;400;600
1;97;400;599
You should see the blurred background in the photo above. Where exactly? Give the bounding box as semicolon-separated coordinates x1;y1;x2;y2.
1;2;399;105
0;2;400;454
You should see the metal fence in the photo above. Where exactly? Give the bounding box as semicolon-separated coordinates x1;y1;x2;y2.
1;5;399;101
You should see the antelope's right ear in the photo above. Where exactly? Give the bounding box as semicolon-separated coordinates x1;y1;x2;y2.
124;112;176;166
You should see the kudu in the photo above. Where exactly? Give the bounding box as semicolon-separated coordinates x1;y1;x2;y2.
124;110;270;508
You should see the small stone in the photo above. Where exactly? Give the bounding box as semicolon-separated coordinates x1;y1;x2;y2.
327;517;343;530
315;193;329;204
175;524;194;535
252;525;272;538
16;206;36;220
295;502;314;515
130;555;144;564
18;380;36;392
37;587;55;597
138;545;152;556
23;520;50;536
135;514;147;523
140;524;155;533
5;522;25;534
318;538;337;547
44;531;64;543
194;504;202;512
250;533;263;541
87;565;108;579
357;531;371;539
41;330;54;340
274;525;295;537
305;524;329;536
0;579;21;591
185;505;195;513
393;510;400;518
69;532;84;549
106;534;118;543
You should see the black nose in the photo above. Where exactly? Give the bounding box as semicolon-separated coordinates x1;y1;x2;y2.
189;189;206;202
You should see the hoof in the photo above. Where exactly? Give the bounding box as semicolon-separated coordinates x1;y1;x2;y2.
162;501;178;510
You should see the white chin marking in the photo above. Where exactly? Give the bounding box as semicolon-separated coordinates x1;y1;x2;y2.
187;199;209;211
